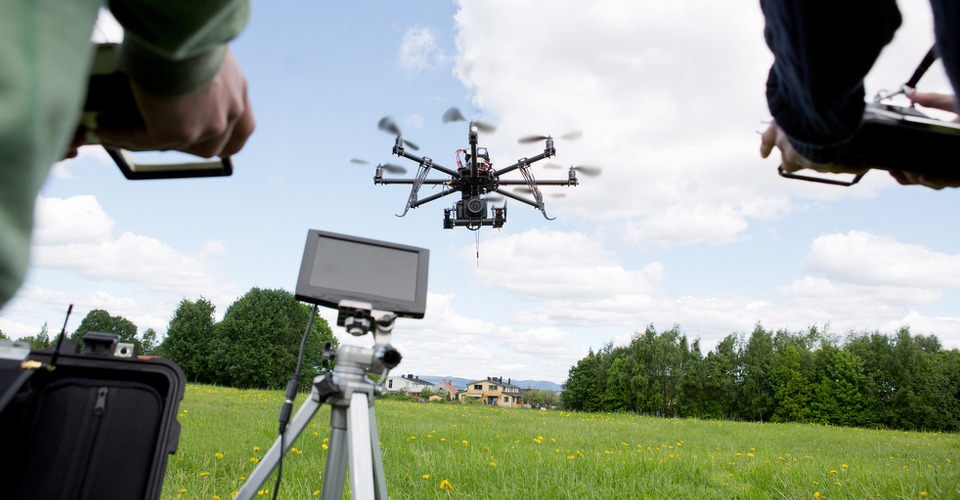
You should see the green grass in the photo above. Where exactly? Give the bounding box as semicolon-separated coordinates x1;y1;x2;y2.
161;384;960;499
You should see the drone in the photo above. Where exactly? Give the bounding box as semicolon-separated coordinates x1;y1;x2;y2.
354;108;599;231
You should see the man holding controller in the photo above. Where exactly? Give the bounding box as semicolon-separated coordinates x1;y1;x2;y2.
758;0;959;189
0;0;255;310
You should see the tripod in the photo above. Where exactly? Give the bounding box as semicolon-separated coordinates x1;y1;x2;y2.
235;303;401;500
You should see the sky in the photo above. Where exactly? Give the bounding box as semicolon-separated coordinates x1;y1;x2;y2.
2;0;960;385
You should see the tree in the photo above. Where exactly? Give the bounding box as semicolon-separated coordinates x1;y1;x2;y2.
701;334;741;419
71;309;140;353
16;323;53;351
210;288;337;390
562;348;604;411
524;389;560;408
740;324;775;422
771;344;814;423
140;328;159;356
159;298;218;382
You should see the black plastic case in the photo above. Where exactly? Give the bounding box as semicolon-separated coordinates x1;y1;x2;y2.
0;335;185;500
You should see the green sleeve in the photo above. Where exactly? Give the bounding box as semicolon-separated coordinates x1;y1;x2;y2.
107;0;250;96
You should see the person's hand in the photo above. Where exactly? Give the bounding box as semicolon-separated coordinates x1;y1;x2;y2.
759;121;868;176
907;91;958;119
95;48;255;159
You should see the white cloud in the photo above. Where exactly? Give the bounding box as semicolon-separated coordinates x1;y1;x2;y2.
33;195;114;245
461;229;664;299
805;231;960;288
398;26;445;75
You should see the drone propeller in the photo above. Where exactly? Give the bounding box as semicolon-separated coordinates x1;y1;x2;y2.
544;163;602;177
380;163;408;175
377;116;420;150
442;107;497;133
517;130;582;144
351;158;407;174
513;186;567;198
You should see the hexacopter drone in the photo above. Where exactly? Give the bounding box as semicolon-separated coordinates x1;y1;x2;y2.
354;108;599;231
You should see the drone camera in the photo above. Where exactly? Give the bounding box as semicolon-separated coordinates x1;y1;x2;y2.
464;196;487;218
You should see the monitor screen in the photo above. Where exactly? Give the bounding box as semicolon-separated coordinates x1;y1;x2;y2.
295;230;429;318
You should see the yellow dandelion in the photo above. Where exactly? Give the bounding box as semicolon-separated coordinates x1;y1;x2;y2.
215;452;224;460
322;443;329;450
239;476;245;481
179;489;187;494
814;492;820;500
748;453;755;458
488;461;496;467
257;489;268;496
253;446;260;452
462;440;468;446
736;452;742;457
213;496;221;500
422;474;430;480
834;481;841;486
829;470;837;475
440;438;446;443
567;455;575;460
313;490;320;496
408;436;416;440
250;457;259;464
439;479;453;490
199;472;210;477
922;492;928;498
841;463;848;469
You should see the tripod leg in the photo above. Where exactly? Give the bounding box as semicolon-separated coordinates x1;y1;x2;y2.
367;404;388;499
347;392;375;499
321;406;349;500
235;394;323;500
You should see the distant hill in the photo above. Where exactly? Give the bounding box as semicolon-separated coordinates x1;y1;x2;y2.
414;375;563;392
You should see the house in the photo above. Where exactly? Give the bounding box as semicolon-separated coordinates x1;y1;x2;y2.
432;380;459;401
460;376;524;408
386;373;433;397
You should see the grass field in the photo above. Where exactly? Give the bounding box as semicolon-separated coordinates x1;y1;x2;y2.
161;384;960;499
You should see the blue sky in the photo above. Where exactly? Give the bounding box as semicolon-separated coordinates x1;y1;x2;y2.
3;0;959;384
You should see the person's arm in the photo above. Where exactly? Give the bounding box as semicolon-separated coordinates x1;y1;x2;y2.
760;0;901;168
94;0;254;158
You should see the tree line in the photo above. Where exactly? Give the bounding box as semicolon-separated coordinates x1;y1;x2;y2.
561;324;960;432
5;288;337;391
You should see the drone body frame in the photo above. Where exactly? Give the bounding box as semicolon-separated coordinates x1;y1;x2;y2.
374;124;580;231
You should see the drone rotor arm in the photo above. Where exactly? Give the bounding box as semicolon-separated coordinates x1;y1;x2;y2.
409;187;459;209
394;148;459;177
494;144;555;177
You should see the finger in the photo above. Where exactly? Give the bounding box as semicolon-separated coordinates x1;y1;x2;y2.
908;92;957;113
888;170;912;185
218;92;255;158
759;122;777;158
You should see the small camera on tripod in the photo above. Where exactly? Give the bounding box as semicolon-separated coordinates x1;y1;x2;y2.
234;230;429;500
